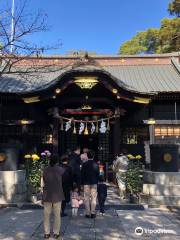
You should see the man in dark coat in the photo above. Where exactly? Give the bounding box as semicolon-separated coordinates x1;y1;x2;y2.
81;150;99;218
69;146;81;191
42;156;64;239
59;154;73;217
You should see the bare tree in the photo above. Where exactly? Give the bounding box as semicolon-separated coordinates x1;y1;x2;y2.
0;0;67;77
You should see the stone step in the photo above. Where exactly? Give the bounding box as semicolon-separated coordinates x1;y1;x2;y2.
140;194;180;206
143;171;180;185
143;184;180;196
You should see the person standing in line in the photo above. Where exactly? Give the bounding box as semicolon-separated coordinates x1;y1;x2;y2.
97;176;107;215
41;156;64;239
113;153;129;199
80;147;89;163
66;148;72;157
59;154;73;217
81;150;99;218
98;161;105;178
69;146;81;192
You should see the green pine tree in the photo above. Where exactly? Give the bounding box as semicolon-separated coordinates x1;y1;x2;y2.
168;0;180;17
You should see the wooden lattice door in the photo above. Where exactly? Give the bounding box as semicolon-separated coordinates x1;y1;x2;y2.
98;132;110;163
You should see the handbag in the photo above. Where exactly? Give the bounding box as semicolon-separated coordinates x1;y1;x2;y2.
36;191;44;204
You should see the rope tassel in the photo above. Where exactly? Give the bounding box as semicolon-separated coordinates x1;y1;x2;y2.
73;122;76;134
84;122;88;135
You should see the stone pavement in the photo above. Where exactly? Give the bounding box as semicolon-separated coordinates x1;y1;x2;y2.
0;185;180;240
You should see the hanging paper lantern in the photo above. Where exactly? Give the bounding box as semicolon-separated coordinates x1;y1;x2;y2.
100;120;107;133
91;122;95;134
84;122;89;135
79;122;85;134
65;120;71;132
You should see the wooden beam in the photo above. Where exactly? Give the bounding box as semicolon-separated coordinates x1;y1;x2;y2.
57;97;116;106
113;115;121;155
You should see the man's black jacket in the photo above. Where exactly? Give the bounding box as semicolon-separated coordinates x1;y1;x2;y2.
69;152;81;174
81;160;99;185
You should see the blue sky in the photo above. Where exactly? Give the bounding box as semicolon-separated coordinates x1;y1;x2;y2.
11;0;171;54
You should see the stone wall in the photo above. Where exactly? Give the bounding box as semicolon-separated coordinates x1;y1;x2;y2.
0;170;27;204
141;171;180;206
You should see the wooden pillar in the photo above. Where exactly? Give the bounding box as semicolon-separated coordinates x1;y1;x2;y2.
149;125;155;144
22;124;28;154
113;117;121;156
148;103;155;144
0;103;2;122
52;108;59;157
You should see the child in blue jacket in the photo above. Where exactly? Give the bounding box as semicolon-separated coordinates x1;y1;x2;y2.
97;176;107;215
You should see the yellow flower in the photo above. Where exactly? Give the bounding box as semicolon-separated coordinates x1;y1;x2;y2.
127;154;135;159
136;155;142;160
24;154;31;159
32;154;40;161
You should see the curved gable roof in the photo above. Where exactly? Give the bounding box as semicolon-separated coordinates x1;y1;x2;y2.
0;54;179;94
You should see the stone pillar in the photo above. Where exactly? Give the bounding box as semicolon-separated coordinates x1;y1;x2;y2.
0;170;27;204
52;108;59;156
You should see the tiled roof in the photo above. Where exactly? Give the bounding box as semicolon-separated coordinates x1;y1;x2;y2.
0;55;179;94
104;63;180;93
0;68;67;93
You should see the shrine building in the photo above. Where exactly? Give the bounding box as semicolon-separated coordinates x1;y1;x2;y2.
0;52;180;170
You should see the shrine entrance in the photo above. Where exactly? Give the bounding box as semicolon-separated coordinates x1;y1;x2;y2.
59;129;111;163
77;134;98;154
57;107;115;163
0;63;150;168
47;68;150;164
50;71;123;164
